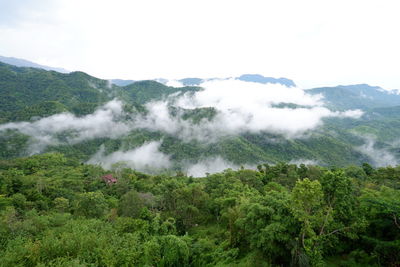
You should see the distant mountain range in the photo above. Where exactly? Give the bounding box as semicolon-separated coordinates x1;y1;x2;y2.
110;79;136;86
308;84;400;111
156;74;296;87
0;56;296;88
1;56;400;170
3;56;400;115
0;55;69;73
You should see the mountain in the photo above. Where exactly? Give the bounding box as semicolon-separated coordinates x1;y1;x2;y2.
1;56;297;88
110;79;135;86
178;78;204;86
237;74;296;87
0;61;203;122
0;61;117;122
0;62;399;171
163;74;296;87
0;55;69;73
308;84;400;110
123;80;201;104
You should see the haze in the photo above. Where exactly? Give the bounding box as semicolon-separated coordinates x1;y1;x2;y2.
1;0;400;89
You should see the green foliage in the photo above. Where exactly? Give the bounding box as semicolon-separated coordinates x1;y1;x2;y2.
2;63;400;265
0;62;113;121
123;80;200;104
1;153;398;266
308;84;400;110
3;62;400;167
0;155;399;265
118;190;151;218
73;191;109;218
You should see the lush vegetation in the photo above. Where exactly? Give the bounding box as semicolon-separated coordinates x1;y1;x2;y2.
308;84;400;111
0;61;200;123
0;153;399;266
1;61;400;266
2;62;400;167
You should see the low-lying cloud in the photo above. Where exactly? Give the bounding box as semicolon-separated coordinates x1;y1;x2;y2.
0;79;365;172
137;79;363;139
185;156;245;177
0;80;363;150
0;100;130;154
289;158;320;166
87;141;171;172
358;137;398;167
177;79;322;107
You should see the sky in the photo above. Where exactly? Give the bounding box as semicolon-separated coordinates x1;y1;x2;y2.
0;0;400;89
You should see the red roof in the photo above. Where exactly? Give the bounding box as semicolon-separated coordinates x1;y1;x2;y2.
102;174;117;184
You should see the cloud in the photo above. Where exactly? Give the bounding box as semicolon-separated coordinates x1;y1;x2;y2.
0;100;131;154
0;0;58;27
358;137;398;167
87;141;171;172
177;79;323;107
165;79;184;87
136;79;363;139
289;158;320;166
185;156;246;177
335;109;363;118
2;1;400;89
134;101;220;142
0;79;364;158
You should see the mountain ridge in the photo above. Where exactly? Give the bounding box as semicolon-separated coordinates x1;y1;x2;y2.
0;60;400;171
0;55;69;73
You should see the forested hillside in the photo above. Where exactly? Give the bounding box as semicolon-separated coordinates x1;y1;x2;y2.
1;42;400;267
1;62;400;173
2;0;400;266
0;62;200;123
0;153;399;266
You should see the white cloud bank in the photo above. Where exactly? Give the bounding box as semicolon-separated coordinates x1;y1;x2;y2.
137;79;363;140
0;79;365;174
87;141;171;172
0;80;364;155
0;100;131;154
358;138;398;167
185;156;245;177
289;159;320;166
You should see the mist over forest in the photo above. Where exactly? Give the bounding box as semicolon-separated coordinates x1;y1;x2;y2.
1;1;400;264
0;61;399;265
2;62;399;176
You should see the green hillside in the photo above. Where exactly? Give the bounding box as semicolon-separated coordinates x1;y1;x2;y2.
0;62;200;122
0;153;398;266
1;62;400;169
308;84;400;110
1;60;400;266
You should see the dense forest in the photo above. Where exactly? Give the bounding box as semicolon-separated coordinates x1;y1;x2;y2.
2;61;400;170
0;153;399;266
1;61;400;266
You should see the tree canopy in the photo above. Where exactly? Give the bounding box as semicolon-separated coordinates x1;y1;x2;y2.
0;153;399;266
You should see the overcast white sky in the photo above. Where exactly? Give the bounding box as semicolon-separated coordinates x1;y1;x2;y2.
0;0;399;89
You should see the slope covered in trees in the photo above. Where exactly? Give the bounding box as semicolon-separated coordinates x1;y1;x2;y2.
0;62;200;123
1;59;400;266
1;62;400;171
0;153;399;266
